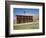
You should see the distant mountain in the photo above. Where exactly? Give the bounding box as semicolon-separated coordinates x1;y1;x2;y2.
15;13;39;16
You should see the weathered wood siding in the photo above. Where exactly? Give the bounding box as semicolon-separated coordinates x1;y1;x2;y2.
16;15;33;24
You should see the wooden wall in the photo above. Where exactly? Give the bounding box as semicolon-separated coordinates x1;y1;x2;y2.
16;15;33;24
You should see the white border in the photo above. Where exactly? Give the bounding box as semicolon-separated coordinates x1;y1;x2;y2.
10;5;43;34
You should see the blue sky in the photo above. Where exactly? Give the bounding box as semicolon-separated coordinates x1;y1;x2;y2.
13;8;39;16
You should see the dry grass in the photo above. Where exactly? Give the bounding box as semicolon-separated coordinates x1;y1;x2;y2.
13;22;39;30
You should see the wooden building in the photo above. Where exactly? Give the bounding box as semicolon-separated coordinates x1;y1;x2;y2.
16;15;33;24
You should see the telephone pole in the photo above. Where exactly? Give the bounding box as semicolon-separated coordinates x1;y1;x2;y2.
24;11;25;15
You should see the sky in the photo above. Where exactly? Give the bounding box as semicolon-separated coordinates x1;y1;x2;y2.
13;8;39;16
